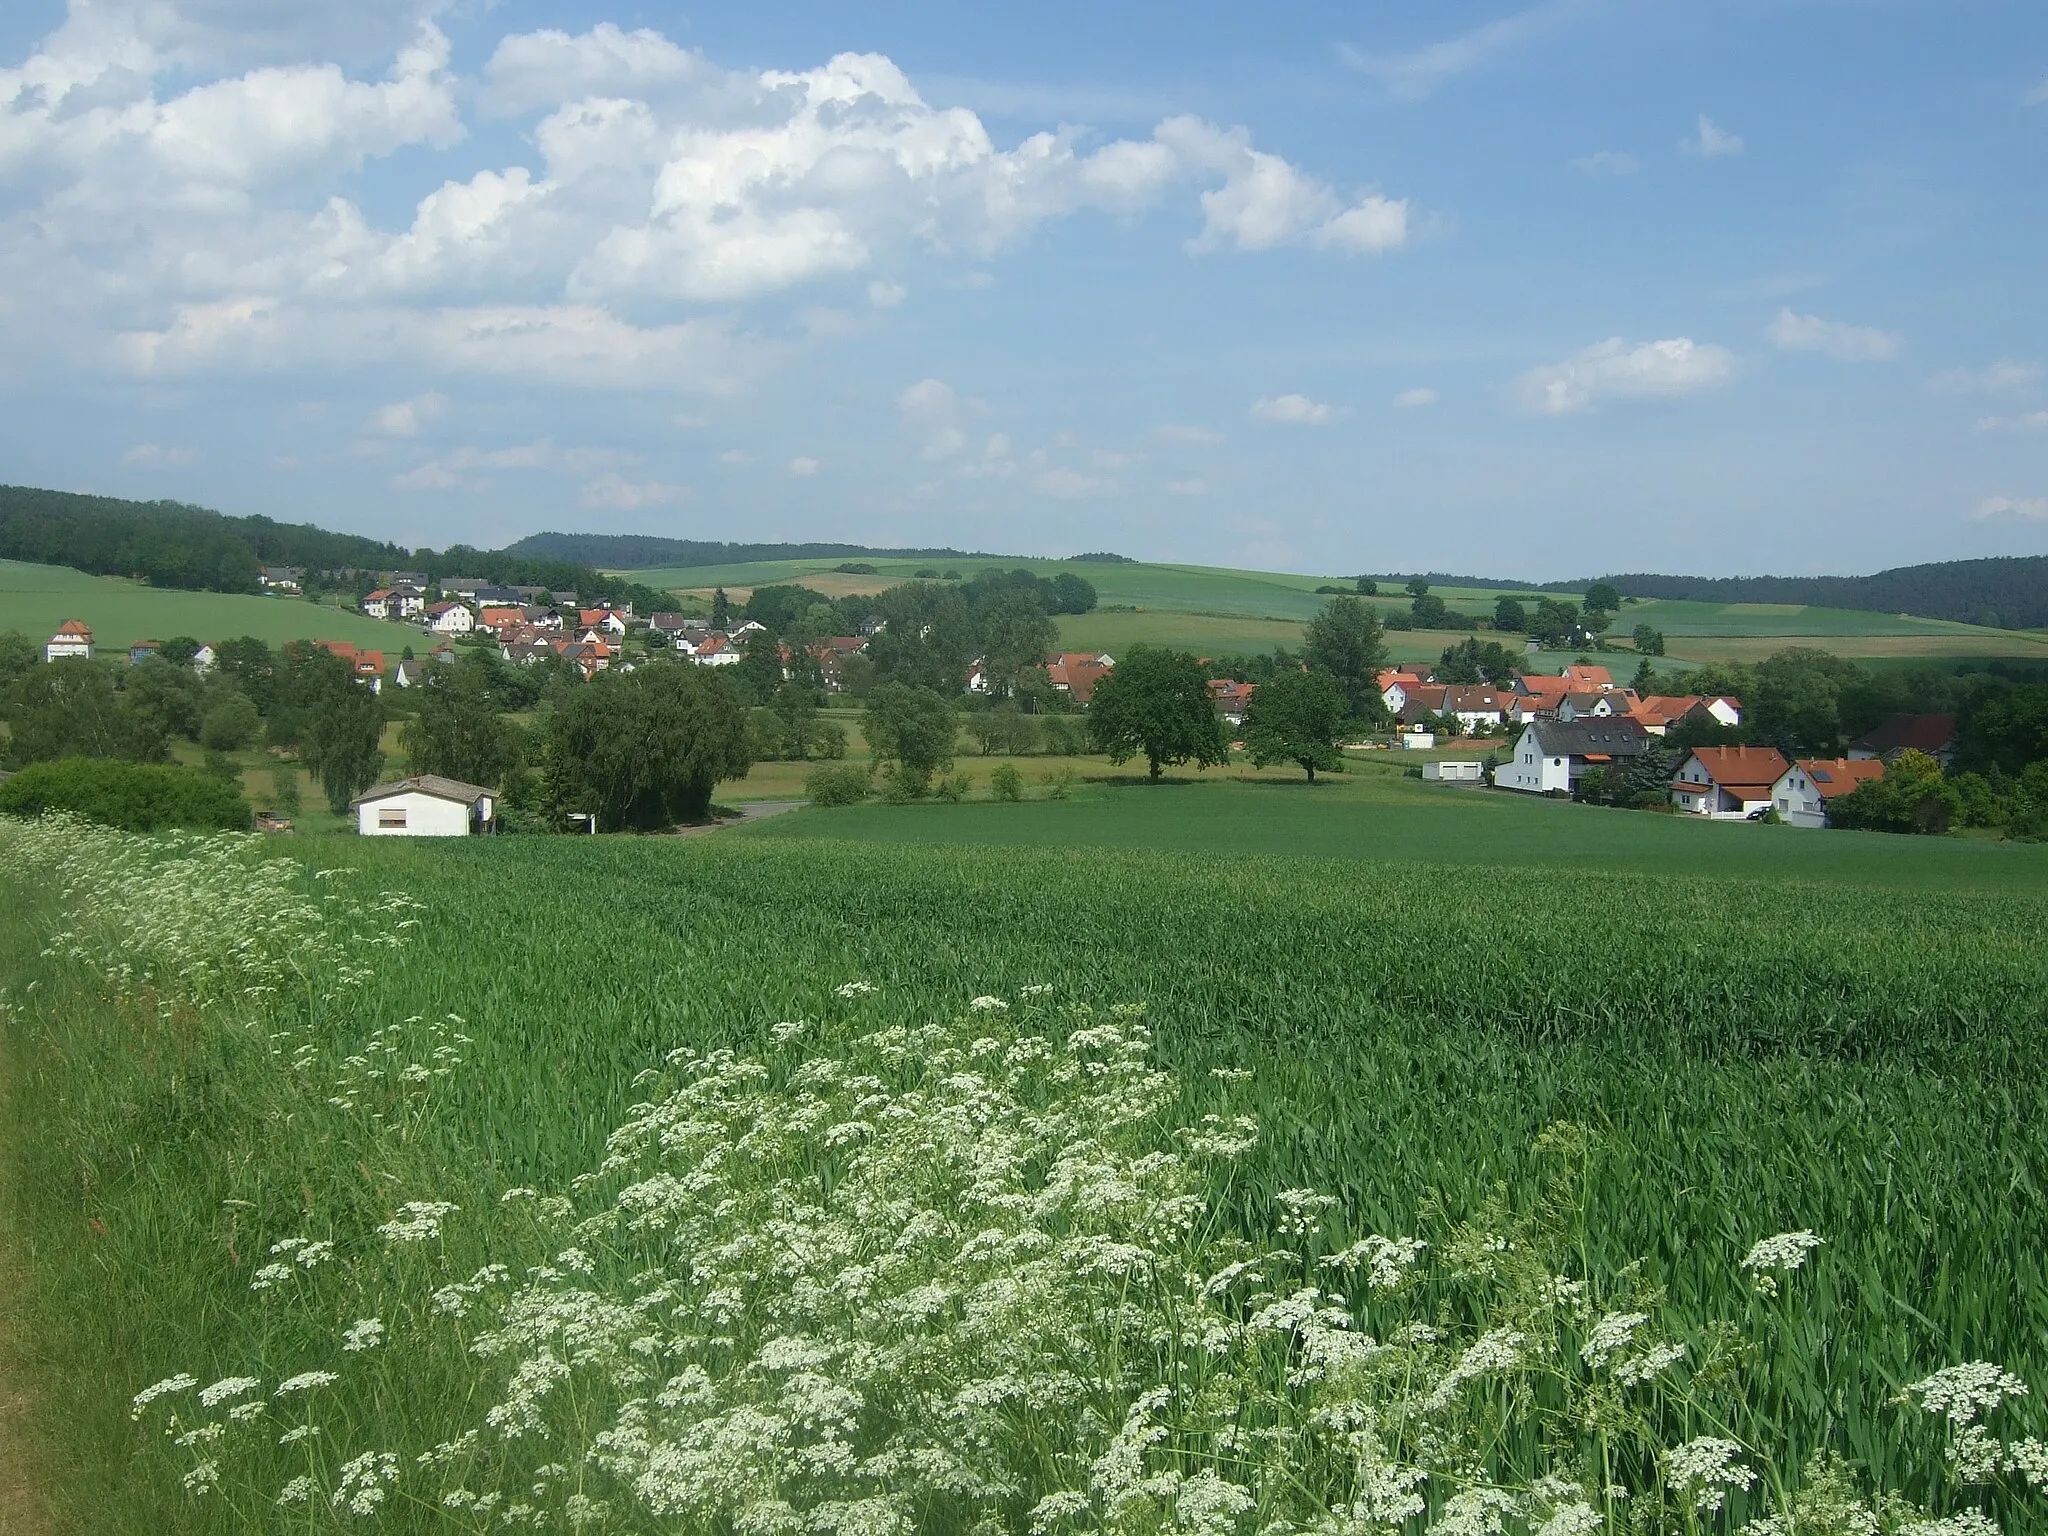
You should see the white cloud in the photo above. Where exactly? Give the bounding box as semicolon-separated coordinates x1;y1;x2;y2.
1975;496;2048;523
1156;118;1408;255
1976;410;2048;434
1164;477;1208;496
1683;114;1743;158
392;459;469;491
579;473;689;510
897;377;976;459
479;23;713;116
718;448;753;465
1153;423;1223;444
1513;336;1737;415
1251;393;1345;425
1927;361;2039;395
1765;309;1899;362
369;391;446;436
789;456;821;476
1392;386;1438;408
1571;150;1638;178
866;279;907;308
120;442;197;466
1339;0;1585;102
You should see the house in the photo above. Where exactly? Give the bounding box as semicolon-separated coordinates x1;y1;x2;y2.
361;588;399;620
385;571;428;589
1629;695;1745;735
191;643;217;671
1444;686;1512;731
45;619;94;661
351;775;495;836
1514;677;1571;716
561;639;613;680
689;633;741;666
129;640;160;664
1556;691;1625;721
438;577;489;601
258;566;303;593
1377;669;1426;713
649;612;705;643
1669;746;1791;818
1497;717;1650;795
1045;651;1114;704
1563;664;1616;692
319;640;386;692
392;659;425;689
1771;757;1886;829
1208;678;1257;725
1395;684;1452;727
424;601;475;635
727;619;767;641
578;608;630;637
1849;714;1957;769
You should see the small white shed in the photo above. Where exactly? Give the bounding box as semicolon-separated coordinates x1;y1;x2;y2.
1423;760;1485;782
351;775;495;836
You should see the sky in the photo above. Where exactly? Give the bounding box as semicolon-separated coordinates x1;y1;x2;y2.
1;0;2044;579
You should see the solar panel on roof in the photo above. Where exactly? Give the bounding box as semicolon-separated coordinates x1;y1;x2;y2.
1812;769;1832;783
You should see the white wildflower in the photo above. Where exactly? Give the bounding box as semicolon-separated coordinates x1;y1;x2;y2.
1536;1502;1604;1536
278;1424;321;1445
276;1476;315;1505
1580;1311;1649;1367
132;1373;197;1415
331;1451;400;1516
1019;983;1055;998
1435;1487;1520;1536
1665;1437;1756;1514
1031;1491;1093;1533
1898;1518;2000;1536
376;1201;459;1243
274;1371;339;1396
968;995;1008;1011
342;1318;385;1352
1615;1341;1686;1385
181;1460;220;1495
1741;1230;1822;1292
833;981;878;998
1425;1328;1526;1410
1908;1362;2031;1426
197;1376;260;1408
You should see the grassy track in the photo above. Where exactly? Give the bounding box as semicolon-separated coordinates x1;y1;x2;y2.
0;559;404;651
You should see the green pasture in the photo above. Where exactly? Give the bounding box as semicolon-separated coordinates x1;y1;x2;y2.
6;818;2048;1530
0;559;403;651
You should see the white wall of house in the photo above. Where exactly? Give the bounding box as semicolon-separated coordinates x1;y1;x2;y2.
355;790;488;836
1670;753;1716;815
1771;766;1829;829
428;607;474;634
1498;727;1570;793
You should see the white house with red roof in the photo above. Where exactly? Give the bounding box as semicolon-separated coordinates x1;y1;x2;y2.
44;619;93;661
423;601;474;635
1770;757;1886;828
1669;745;1790;818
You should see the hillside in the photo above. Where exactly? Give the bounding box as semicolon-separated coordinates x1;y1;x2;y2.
504;531;1012;568
1598;556;2048;630
0;558;403;651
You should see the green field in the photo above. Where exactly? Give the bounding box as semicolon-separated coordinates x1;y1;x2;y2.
4;794;2048;1531
0;559;405;651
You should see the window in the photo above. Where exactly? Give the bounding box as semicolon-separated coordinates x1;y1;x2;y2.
377;808;407;829
1777;798;1788;811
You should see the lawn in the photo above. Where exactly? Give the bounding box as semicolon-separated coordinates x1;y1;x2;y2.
0;559;405;651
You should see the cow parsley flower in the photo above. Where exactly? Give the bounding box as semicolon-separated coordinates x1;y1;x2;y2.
1740;1231;1823;1293
833;981;878;998
968;995;1008;1011
132;1374;197;1416
1665;1437;1756;1514
342;1318;385;1352
1897;1518;2000;1536
197;1376;260;1408
1908;1362;2031;1426
376;1201;459;1243
1581;1311;1649;1366
274;1371;339;1396
331;1451;400;1516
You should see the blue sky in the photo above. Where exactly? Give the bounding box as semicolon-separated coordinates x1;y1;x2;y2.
1;0;2043;578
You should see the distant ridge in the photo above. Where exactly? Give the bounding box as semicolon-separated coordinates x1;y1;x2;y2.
1596;557;2048;631
504;532;1012;569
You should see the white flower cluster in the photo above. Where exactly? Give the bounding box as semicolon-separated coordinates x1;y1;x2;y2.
375;1201;459;1244
1664;1436;1757;1514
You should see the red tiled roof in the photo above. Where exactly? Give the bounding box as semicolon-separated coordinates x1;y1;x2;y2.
1794;757;1886;799
1851;714;1956;756
1684;745;1791;791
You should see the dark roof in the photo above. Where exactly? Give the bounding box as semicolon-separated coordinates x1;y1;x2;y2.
1521;717;1651;758
350;774;494;808
1851;713;1956;755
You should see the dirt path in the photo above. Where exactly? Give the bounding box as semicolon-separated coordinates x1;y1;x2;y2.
671;800;808;838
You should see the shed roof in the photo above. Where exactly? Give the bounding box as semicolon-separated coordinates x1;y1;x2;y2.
350;775;494;808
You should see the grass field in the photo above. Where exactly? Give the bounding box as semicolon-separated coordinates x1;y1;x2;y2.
0;559;404;651
4;812;2047;1531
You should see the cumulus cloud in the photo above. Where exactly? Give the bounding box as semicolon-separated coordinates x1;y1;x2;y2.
120;442;198;466
1927;361;2039;395
1975;496;2048;523
1683;114;1743;158
1513;337;1737;415
1250;393;1345;425
897;377;976;458
369;391;446;436
1571;150;1638;178
579;473;689;510
788;456;821;475
1392;386;1438;408
1766;309;1899;362
0;15;1408;397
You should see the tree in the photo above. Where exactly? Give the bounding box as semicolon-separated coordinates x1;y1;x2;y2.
862;682;960;795
1828;750;1961;835
866;582;976;694
1086;645;1229;780
1048;572;1097;614
1301;597;1389;719
1585;581;1621;614
0;630;38;685
1631;624;1665;657
1355;576;1379;596
0;758;251;831
199;691;261;751
1404;577;1430;599
1750;647;1855;754
1438;638;1519;687
735;633;787;705
1630;656;1656;693
771;687;821;760
1957;683;2048;776
1242;669;1346;781
1528;598;1581;649
711;587;731;628
542;664;751;830
297;650;385;815
1411;592;1451;629
977;589;1059;697
1494;597;1526;632
272;764;302;818
399;654;522;787
1;660;168;767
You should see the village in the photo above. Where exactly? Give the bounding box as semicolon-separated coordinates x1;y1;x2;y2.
32;568;1953;835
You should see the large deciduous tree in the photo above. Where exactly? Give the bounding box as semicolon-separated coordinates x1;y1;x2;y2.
399;654;523;788
1242;668;1346;781
866;582;977;695
1086;645;1229;781
862;682;960;795
1301;597;1389;720
543;664;751;830
290;645;385;814
1;659;169;767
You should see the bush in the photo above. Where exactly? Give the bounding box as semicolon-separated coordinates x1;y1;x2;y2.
198;692;261;751
812;722;848;760
1042;715;1087;756
1041;765;1076;799
804;763;873;807
934;769;973;803
990;763;1024;801
0;757;252;831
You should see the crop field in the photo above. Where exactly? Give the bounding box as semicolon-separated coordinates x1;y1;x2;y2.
0;559;403;651
3;812;2047;1533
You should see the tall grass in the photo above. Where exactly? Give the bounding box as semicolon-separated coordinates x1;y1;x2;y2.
3;824;2047;1530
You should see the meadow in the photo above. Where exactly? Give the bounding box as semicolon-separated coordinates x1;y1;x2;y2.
0;559;403;652
3;804;2047;1532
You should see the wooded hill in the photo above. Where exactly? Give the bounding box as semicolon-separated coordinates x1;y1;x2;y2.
504;532;1005;568
1595;559;2048;631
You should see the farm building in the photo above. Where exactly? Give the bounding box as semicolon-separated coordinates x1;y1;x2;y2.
44;619;93;661
1771;757;1886;828
1669;746;1791;818
1498;718;1649;795
1423;760;1485;782
350;776;496;836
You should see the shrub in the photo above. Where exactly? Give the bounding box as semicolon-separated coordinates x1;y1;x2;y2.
1042;715;1087;756
198;692;261;751
0;757;252;831
1041;765;1077;799
934;769;974;803
804;763;873;807
990;762;1024;801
